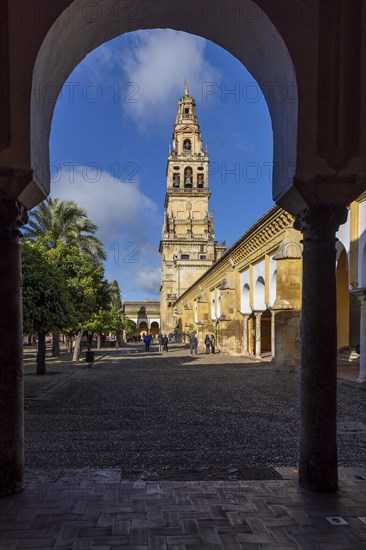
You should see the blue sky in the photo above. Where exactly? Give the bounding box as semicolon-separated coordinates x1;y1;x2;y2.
50;30;273;301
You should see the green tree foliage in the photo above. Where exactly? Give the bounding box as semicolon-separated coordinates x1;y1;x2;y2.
124;319;137;339
22;242;74;375
48;243;108;360
24;197;106;261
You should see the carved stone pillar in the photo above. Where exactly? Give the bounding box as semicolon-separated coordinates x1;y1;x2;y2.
271;312;275;358
352;289;366;383
295;205;347;493
0;198;28;496
243;314;249;355
255;312;262;359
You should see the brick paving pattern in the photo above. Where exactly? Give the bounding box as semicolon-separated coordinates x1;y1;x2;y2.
0;470;365;549
5;343;363;548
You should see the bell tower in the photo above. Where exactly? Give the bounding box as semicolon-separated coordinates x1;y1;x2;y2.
159;84;226;334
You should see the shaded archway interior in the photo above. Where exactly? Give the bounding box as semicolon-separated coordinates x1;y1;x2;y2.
29;0;298;213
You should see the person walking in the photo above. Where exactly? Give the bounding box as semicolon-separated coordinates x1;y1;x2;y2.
163;334;169;352
158;333;164;352
143;333;151;352
204;334;211;354
190;333;198;355
211;335;215;354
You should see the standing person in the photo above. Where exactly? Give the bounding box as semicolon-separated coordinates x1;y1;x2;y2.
211;335;215;354
163;334;169;352
190;333;198;355
143;333;151;352
204;335;211;354
158;333;164;352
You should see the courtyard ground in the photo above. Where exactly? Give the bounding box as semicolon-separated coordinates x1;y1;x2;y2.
0;343;365;549
23;343;366;480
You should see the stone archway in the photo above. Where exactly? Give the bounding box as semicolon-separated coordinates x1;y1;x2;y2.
138;321;148;337
150;321;159;339
260;310;272;353
29;0;298;210
1;0;365;497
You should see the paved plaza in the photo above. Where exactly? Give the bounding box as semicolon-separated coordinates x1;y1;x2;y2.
23;344;365;477
0;344;365;549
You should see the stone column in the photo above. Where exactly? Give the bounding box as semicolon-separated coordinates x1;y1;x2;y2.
243;314;249;355
295;205;347;493
352;289;366;383
0;198;28;496
255;312;262;359
271;312;275;358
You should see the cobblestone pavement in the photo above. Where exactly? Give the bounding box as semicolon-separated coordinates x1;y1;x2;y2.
24;344;366;480
0;469;365;549
1;344;364;549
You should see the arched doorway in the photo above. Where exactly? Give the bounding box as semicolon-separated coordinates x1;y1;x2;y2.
138;321;148;337
261;310;272;353
150;321;159;339
30;1;298;207
336;247;350;349
4;0;362;497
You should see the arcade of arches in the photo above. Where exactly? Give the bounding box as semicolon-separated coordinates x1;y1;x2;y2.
0;0;365;496
174;196;366;381
122;302;160;339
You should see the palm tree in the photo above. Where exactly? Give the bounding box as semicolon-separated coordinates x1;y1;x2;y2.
23;197;107;356
24;197;107;261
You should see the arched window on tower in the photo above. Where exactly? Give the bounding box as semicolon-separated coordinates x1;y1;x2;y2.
184;167;193;188
172;173;180;188
197;173;204;188
183;139;191;152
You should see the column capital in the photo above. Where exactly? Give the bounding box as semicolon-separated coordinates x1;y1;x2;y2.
294;205;348;247
351;288;366;305
0;199;28;240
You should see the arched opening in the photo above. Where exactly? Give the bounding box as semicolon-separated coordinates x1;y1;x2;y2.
336;247;350;350
150;321;159;339
183;138;191;152
261;310;272;353
270;269;277;306
172;173;180;188
138;321;148;337
254;276;266;311
241;283;251;314
30;1;298;207
184;167;193;188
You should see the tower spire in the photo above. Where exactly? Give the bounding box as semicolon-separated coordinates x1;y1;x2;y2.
184;78;189;96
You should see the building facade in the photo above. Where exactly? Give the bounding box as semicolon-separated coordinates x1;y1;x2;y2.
159;85;226;334
174;193;366;382
123;301;160;339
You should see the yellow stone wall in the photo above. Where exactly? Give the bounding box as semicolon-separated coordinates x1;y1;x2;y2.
173;195;365;366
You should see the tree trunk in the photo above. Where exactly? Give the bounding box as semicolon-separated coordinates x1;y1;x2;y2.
72;331;82;362
97;334;101;350
87;332;93;351
52;331;60;357
37;332;46;375
67;335;73;353
28;334;32;346
117;330;125;347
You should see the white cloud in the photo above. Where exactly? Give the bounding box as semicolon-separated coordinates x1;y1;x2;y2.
134;267;161;294
119;30;221;128
51;165;162;298
52;165;159;243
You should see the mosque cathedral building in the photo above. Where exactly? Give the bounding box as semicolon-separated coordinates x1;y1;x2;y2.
125;86;365;386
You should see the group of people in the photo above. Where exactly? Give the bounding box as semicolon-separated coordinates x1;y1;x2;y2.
143;332;216;355
189;333;216;355
158;333;169;352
